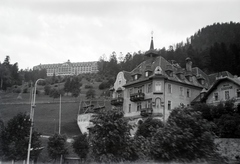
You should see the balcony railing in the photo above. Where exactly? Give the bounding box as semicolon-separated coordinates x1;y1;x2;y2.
140;108;153;117
111;97;124;106
130;92;145;102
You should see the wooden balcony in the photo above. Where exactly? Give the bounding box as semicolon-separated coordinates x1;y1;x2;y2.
140;108;153;117
130;92;145;102
111;97;124;106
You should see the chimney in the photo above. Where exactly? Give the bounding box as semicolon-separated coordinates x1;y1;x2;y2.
185;57;192;72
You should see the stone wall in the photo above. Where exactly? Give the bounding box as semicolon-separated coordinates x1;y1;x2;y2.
215;138;240;161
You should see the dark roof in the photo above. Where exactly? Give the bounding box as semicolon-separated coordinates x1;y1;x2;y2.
123;56;209;88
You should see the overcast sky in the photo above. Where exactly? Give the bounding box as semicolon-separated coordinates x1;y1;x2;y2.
0;0;239;70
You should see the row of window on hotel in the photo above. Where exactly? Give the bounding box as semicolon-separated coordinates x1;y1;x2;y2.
214;89;240;101
127;99;173;113
121;83;191;98
46;66;97;73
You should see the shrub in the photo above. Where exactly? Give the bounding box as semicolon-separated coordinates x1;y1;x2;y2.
23;88;28;93
151;108;217;162
44;85;51;95
85;84;93;89
135;117;164;138
47;133;68;161
72;134;89;160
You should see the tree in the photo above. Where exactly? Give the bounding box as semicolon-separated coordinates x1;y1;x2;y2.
151;108;217;161
1;113;41;161
47;133;68;161
72;134;89;160
86;89;95;99
64;78;71;95
44;84;51;95
88;109;134;163
0;116;4;158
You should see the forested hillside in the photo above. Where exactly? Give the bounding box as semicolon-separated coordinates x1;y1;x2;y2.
98;22;240;79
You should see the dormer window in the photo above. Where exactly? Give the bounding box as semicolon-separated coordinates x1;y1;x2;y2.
145;71;149;77
186;75;192;82
237;89;240;98
197;75;205;85
134;74;138;80
154;66;162;75
165;65;173;77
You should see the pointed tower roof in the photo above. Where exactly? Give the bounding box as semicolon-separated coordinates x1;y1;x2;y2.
145;32;160;57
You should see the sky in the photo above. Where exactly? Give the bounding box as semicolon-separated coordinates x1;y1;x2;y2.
0;0;239;70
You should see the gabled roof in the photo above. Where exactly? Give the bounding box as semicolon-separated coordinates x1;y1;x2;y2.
208;71;234;85
202;76;240;101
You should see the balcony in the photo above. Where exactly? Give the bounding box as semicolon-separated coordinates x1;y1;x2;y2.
111;97;124;106
130;92;145;102
140;108;153;117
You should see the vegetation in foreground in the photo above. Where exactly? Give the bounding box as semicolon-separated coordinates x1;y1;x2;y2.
1;102;239;163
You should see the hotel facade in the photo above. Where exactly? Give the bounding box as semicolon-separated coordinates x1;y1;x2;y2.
110;36;236;126
33;60;98;76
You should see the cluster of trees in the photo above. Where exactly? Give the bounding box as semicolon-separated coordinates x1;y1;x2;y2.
0;56;47;91
70;107;218;163
194;100;240;138
0;56;21;90
0;113;42;162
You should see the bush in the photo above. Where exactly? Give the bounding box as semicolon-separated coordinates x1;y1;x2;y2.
23;88;28;93
47;133;68;161
72;134;89;160
85;84;93;89
215;114;240;138
135;117;164;138
193;103;213;121
44;85;51;95
150;108;217;162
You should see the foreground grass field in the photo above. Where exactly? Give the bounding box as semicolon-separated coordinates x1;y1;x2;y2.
0;90;85;137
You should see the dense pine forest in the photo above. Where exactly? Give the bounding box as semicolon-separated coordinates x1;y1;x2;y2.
1;22;240;91
98;22;240;78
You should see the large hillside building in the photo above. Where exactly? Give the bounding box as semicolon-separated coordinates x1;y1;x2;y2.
33;60;98;76
110;36;221;126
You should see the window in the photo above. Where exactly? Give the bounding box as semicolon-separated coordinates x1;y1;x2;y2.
168;84;172;93
129;104;131;113
137;102;142;111
134;74;138;80
128;88;133;97
214;93;218;101
146;100;152;108
155;82;161;92
180;87;184;96
138;86;144;93
168;101;171;110
187;89;190;98
147;83;152;93
225;91;230;100
237;89;240;98
145;71;149;77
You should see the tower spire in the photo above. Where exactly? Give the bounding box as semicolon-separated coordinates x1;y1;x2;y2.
150;31;154;50
145;31;159;58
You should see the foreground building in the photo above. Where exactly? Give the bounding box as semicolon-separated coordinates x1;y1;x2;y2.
33;60;98;76
111;36;211;125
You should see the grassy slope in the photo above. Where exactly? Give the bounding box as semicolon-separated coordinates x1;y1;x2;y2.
0;78;107;137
